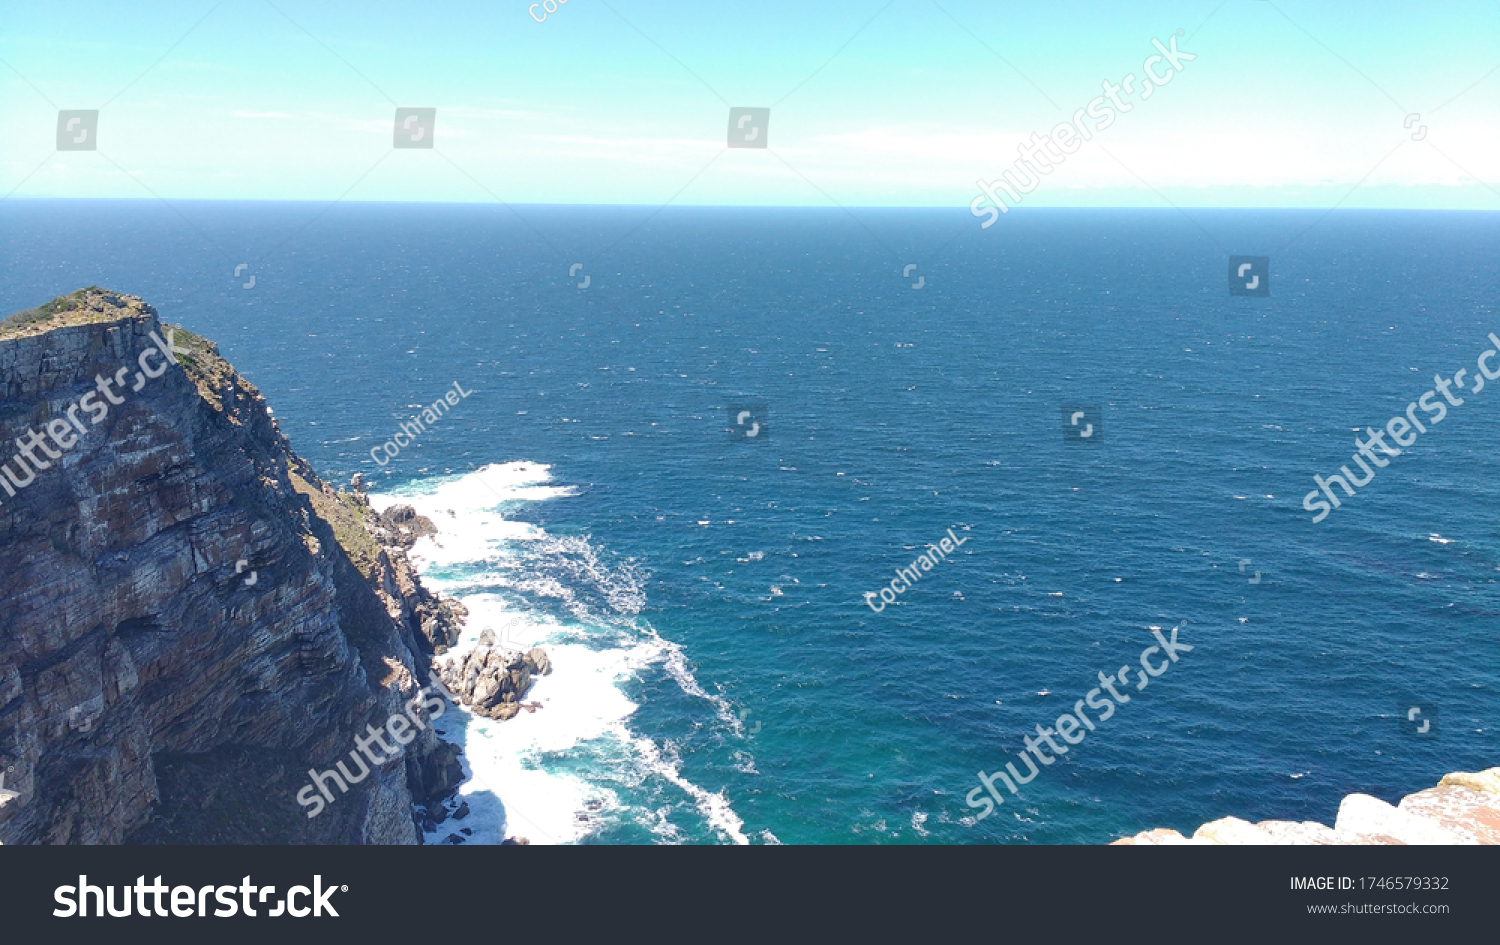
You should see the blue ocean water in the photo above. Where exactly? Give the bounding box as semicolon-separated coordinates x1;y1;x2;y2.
3;200;1497;844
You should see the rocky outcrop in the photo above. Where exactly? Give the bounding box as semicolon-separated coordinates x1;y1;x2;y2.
364;499;461;656
1112;767;1500;845
1394;769;1500;844
0;288;466;844
436;631;552;722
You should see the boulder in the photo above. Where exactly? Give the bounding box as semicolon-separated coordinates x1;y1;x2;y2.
1111;767;1500;847
1334;794;1473;845
409;740;464;807
1398;783;1500;845
526;648;552;676
1110;828;1205;845
435;642;551;722
1439;767;1500;795
471;674;503;710
1186;817;1345;845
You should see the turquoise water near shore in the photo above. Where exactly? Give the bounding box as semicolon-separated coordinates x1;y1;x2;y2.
4;201;1497;842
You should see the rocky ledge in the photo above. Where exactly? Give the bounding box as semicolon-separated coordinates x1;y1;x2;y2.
0;288;470;844
435;630;552;722
1113;767;1500;845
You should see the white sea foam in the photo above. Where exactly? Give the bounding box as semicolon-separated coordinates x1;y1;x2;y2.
371;462;748;845
627;731;749;845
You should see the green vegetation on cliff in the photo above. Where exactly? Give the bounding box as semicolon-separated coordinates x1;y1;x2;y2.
1;286;119;338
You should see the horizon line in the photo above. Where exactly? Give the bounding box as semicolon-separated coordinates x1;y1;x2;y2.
3;197;1499;213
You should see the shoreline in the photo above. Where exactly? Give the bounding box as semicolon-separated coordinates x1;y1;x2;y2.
370;461;756;845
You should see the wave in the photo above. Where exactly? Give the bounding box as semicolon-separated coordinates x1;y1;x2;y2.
370;461;750;845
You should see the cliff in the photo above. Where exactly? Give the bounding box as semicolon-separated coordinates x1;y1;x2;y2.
1113;767;1500;845
0;288;465;844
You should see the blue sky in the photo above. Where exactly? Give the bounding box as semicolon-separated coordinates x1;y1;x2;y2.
1;0;1497;208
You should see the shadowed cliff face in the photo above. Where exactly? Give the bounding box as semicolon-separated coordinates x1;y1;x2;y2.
0;289;462;844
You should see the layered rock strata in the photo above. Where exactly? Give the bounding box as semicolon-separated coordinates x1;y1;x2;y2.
0;288;466;844
1113;767;1500;845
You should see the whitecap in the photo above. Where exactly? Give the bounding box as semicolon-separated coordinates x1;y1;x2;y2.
375;461;747;845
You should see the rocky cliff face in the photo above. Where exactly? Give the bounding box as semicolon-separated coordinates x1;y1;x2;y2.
1113;767;1500;845
0;288;465;844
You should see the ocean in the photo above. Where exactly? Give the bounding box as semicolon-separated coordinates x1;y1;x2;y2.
3;199;1496;844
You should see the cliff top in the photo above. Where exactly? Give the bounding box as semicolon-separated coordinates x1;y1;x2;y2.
4;288;231;411
4;288;389;577
0;287;157;340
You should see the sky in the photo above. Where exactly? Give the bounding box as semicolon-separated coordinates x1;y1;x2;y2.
1;0;1498;209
